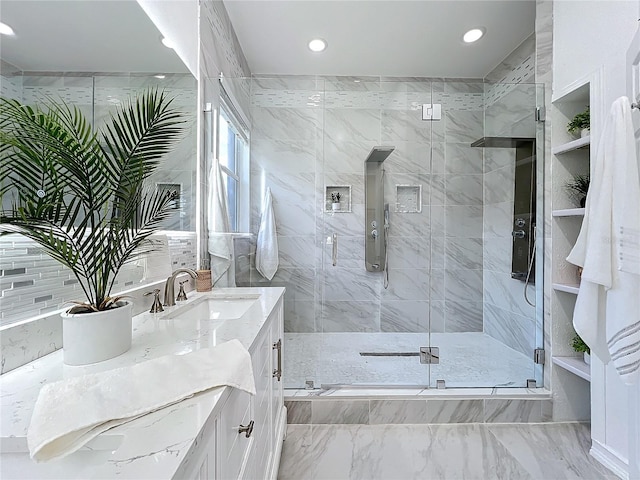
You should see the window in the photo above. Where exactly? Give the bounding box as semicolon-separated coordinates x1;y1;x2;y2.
218;90;249;232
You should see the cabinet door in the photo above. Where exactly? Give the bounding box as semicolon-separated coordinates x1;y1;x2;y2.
218;388;254;480
181;420;217;480
270;300;285;461
251;320;273;478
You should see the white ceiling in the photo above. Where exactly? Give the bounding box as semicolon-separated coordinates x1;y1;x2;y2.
0;0;188;73
223;0;536;78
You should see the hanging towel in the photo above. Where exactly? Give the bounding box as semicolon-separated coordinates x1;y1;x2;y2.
208;158;232;284
27;339;255;462
567;96;640;385
256;187;279;280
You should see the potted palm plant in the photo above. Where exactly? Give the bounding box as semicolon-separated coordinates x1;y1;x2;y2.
0;90;184;365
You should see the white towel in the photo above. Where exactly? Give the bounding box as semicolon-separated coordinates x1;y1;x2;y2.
208;158;233;284
256;187;279;280
567;96;640;384
27;339;255;462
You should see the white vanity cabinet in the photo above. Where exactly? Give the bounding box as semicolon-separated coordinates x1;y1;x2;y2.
187;295;285;480
0;288;286;480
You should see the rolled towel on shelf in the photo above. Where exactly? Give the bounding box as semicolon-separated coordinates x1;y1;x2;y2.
27;339;255;462
256;187;279;281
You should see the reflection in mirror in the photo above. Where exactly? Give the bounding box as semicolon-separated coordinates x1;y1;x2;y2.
0;1;197;326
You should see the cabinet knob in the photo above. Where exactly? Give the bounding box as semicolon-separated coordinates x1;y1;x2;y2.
238;420;254;438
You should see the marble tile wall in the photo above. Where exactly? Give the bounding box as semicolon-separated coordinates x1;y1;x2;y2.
482;35;539;359
0;233;196;327
535;0;554;394
0;232;196;373
0;61;23;100
248;76;485;342
284;397;552;424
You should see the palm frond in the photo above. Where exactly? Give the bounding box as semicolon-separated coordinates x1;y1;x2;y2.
0;89;184;310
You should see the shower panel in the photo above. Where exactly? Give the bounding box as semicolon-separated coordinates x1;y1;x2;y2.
364;146;394;272
471;137;536;281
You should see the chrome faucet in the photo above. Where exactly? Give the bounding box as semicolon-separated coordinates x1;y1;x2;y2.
164;268;198;306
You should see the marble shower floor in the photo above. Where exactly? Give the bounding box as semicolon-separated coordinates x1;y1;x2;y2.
284;332;535;389
278;423;616;480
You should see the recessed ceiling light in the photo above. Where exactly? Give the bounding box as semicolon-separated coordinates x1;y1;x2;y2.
308;38;327;53
463;28;485;43
154;74;166;79
0;22;15;36
161;36;175;49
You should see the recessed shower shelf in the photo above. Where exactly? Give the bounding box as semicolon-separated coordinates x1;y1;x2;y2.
552;208;585;217
552;356;590;382
552;283;580;295
325;185;351;213
552;136;591;155
395;185;422;213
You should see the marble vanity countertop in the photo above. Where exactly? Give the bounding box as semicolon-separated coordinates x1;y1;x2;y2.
0;287;285;479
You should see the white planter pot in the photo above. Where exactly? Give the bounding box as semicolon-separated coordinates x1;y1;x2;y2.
584;352;591;365
580;128;590;138
331;202;341;211
62;301;133;365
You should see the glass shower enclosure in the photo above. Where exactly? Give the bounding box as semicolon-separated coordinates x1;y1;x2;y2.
239;76;544;390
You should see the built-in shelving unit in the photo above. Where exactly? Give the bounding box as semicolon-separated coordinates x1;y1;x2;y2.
552;208;586;217
551;135;591;155
552;356;591;382
552;282;580;295
551;80;592;391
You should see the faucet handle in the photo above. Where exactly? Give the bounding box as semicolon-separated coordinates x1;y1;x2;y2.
144;289;164;313
177;280;189;302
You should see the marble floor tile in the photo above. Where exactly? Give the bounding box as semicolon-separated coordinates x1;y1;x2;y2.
278;423;613;480
487;423;615;479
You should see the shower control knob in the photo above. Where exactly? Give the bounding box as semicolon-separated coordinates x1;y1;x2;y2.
371;229;378;239
512;230;526;239
371;221;377;228
515;218;526;228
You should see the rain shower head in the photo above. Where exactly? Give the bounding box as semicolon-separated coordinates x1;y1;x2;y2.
365;146;395;163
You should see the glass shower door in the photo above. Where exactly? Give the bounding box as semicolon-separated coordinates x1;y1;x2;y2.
428;81;545;388
315;78;435;387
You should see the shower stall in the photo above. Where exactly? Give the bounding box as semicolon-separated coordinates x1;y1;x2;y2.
233;76;544;391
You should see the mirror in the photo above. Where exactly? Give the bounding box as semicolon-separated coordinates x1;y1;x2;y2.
0;0;197;232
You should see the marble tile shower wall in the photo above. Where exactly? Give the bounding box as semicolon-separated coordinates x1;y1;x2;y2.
249;76;485;336
482;35;538;358
0;72;23;100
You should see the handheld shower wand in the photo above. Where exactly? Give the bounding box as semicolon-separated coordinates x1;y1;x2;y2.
383;203;390;289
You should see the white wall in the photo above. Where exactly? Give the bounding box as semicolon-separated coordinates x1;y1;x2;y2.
553;1;640;478
137;0;199;78
554;1;638;106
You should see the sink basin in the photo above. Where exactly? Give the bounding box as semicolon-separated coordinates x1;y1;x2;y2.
162;294;261;320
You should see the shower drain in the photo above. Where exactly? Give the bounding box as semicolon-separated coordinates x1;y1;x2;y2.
359;352;420;357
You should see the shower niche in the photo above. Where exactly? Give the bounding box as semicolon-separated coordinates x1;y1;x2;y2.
395;185;422;213
324;185;351;213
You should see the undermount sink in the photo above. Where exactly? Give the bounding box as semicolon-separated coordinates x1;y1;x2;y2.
162;294;261;321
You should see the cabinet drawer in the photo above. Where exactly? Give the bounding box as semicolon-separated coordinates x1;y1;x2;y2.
219;388;253;480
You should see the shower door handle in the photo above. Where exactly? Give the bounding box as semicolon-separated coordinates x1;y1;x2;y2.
332;233;338;266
